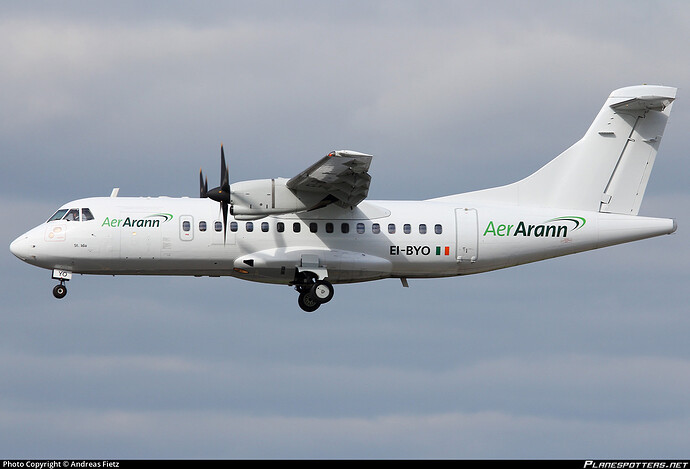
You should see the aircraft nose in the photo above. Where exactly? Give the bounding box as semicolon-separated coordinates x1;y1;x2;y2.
10;234;31;261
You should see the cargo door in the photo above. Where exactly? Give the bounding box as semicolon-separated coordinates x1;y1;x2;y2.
120;212;162;260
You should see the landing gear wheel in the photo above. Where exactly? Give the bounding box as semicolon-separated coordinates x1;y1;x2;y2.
310;280;334;304
53;284;67;299
298;291;320;313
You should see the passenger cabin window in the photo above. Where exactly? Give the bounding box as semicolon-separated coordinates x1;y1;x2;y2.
82;208;95;221
182;221;191;231
48;209;68;222
435;224;443;234
326;223;334;233
293;222;301;233
310;222;318;233
356;223;365;234
372;223;380;234
261;222;269;232
388;224;396;234
230;221;238;232
419;224;427;234
341;223;349;234
403;224;411;234
277;222;285;233
215;221;223;232
246;222;254;232
65;209;80;221
199;221;207;232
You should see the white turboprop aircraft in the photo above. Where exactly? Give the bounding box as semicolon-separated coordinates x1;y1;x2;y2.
10;85;678;312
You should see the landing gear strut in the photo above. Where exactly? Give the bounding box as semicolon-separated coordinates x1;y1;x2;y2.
293;273;334;312
53;281;67;299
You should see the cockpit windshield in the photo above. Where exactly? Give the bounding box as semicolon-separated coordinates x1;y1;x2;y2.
64;209;80;221
46;208;95;223
47;209;68;222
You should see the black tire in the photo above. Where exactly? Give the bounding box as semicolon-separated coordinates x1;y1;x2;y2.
310;280;334;304
298;291;320;313
53;284;67;299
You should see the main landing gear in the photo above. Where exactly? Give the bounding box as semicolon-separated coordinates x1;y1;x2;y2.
293;274;334;312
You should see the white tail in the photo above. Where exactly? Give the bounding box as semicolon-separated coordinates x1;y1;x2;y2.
442;85;677;215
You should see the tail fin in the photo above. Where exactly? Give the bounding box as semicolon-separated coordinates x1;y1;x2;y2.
596;86;676;214
444;85;677;215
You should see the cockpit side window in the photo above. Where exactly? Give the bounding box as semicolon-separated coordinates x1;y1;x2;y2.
81;208;95;221
64;209;80;221
47;209;68;222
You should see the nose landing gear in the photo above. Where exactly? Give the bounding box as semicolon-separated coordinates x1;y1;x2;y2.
52;281;67;299
293;273;334;312
51;269;71;299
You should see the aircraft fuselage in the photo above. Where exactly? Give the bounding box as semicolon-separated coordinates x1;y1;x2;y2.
11;196;676;287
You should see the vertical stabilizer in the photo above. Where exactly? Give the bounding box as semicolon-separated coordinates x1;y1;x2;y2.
438;85;676;215
598;87;675;214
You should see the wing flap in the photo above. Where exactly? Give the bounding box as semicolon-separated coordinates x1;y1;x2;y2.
287;150;373;207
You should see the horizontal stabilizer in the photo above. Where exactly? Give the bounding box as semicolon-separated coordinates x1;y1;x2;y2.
610;95;674;113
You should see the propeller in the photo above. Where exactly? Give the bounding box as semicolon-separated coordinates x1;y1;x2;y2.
199;169;208;198
200;144;231;243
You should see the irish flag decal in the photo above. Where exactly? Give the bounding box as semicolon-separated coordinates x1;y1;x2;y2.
436;246;451;256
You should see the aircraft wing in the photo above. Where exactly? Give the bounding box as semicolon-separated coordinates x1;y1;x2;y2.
287;150;373;208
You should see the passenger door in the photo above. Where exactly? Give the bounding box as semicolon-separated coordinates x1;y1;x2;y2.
179;215;194;241
455;208;478;263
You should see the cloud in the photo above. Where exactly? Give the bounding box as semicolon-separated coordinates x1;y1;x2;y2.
3;406;689;458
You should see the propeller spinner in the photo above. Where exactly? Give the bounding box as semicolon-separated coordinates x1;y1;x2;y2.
200;144;231;243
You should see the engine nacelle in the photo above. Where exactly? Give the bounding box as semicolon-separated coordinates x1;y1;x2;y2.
230;178;322;220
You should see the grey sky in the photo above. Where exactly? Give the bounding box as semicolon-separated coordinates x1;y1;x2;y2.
1;1;689;459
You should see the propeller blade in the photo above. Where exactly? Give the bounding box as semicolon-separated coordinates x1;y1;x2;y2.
220;144;225;180
221;201;228;244
199;169;207;198
221;144;230;193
